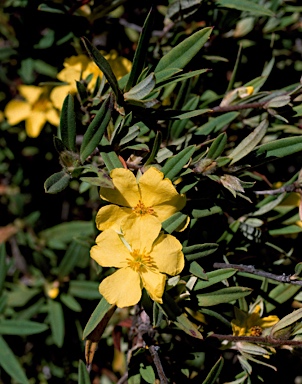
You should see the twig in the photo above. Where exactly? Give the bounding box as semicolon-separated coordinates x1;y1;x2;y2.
213;262;302;286
116;372;128;384
210;101;267;114
254;182;299;195
209;333;302;347
149;345;169;384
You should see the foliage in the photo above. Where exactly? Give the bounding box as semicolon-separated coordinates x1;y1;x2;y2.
1;0;302;383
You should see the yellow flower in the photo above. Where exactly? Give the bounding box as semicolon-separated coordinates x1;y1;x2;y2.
4;85;60;138
50;51;132;110
90;217;184;308
231;305;279;337
95;167;186;232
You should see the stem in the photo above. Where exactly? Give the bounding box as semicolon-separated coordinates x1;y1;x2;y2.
209;333;302;347
213;262;302;286
149;345;169;384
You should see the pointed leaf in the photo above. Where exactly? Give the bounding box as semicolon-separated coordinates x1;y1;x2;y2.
0;336;29;384
81;37;122;103
161;145;196;179
124;73;156;101
202;356;224;384
229;119;268;165
78;360;91;384
197;286;252;306
0;320;48;335
80;96;112;163
194;269;237;290
207;133;227;160
175;313;203;339
195;112;239;135
183;243;219;260
254;135;302;159
48;299;65;347
125;8;154;92
59;94;76;151
217;0;275;16
271;308;302;337
83;297;113;340
154;27;212;73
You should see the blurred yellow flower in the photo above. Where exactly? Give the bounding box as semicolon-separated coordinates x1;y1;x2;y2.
96;167;186;232
90;218;184;308
231;305;279;337
4;85;60;138
50;51;132;109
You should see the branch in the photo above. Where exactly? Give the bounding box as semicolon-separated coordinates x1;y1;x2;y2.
213;262;302;286
210;101;267;114
149;345;169;384
254;182;298;195
209;333;302;347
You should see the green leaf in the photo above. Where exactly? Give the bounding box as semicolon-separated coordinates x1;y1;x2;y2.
124;73;156;101
197;286;252;306
48;299;65;347
192;207;222;218
78;359;91;384
216;0;275;16
202;356;224;384
59;94;76;151
60;293;82;312
194;269;237;290
155;68;209;90
269;225;302;236
183;243;219;261
68;281;101;300
0;335;29;384
145;131;162;166
80;96;112;163
207;133;227;160
175;313;203;339
58;240;90;280
162;212;188;233
154;27;212;73
81;37;122;103
264;94;291;109
189;261;207;279
125;8;154;92
83;297;112;339
266;284;300;312
271;308;302;337
170;96;200;139
44;171;71;194
139;363;156;384
100;137;124;171
195;112;239;135
229;119;268;165
254;135;302;159
0;320;48;335
161;145;196;179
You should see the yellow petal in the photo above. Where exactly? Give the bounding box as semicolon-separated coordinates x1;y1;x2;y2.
99;267;142;307
121;214;161;252
57;67;82;83
50;85;75;110
19;85;43;104
63;55;90;70
139;167;186;220
4;100;31;125
45;108;60;127
151;233;184;276
25;111;47;137
257;315;279;329
100;168;139;207
90;229;130;268
95;205;131;231
141;269;166;303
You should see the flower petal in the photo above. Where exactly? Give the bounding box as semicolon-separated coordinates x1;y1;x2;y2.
50;86;75;110
45;108;60;127
257;315;279;329
19;85;43;104
90;229;130;268
99;267;142;307
4;100;31;125
25;111;47;137
141;269;166;303
96;205;131;231
100;168;139;207
139;167;186;221
151;233;184;276
121;214;161;252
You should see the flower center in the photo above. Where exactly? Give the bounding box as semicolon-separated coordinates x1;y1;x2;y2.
249;325;263;337
33;98;52;112
127;249;154;272
132;200;154;216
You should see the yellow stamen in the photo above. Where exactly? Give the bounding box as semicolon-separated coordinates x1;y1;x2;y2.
249;325;263;337
127;249;154;272
132;200;154;216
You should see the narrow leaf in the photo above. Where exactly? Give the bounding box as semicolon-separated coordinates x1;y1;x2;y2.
202;356;224;384
81;37;122;103
207;133;227;160
161;145;196;179
48;299;65;347
271;308;302;337
195;112;239;135
83;297;113;340
194;269;237;290
0;244;6;295
59;94;76;151
197;286;252;306
154;27;212;73
78;360;91;384
80;96;112;163
217;0;275;16
183;243;219;261
229;119;268;164
0;320;48;335
162;212;188;233
175;313;203;339
255;135;302;159
124;73;156;101
0;335;29;384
